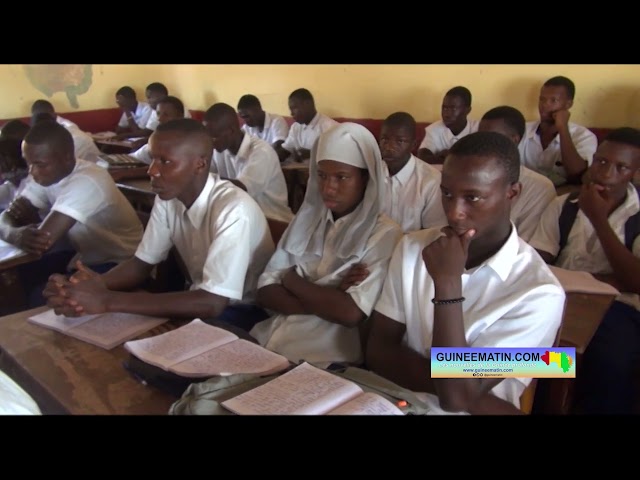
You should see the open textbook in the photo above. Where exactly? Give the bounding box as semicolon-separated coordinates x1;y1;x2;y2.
221;362;405;415
548;265;620;296
124;319;291;378
27;309;168;350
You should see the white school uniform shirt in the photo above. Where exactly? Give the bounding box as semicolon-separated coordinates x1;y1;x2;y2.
19;159;143;267
511;166;557;242
144;108;192;131
383;154;447;233
0;370;41;415
211;133;293;223
0;177;27;210
251;213;402;366
519;121;597;184
130;143;152;165
117;102;154;129
56;116;101;164
418;119;480;154
374;225;565;414
242;112;290;145
281;112;339;158
530;183;640;311
135;173;274;304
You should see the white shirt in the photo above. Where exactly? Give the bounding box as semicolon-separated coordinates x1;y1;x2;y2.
135;173;274;304
145;108;192;131
211;133;293;223
56;116;101;164
19;159;143;267
530;183;640;311
118;102;154;129
419;119;480;154
519;121;598;185
242;112;290;146
0;370;41;415
383;154;447;233
512;166;557;242
281;113;339;159
374;225;565;414
251;213;402;366
130;144;152;165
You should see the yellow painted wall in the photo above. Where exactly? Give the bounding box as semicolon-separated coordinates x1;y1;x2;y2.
2;65;639;128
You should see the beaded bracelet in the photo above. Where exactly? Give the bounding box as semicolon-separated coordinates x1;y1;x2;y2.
431;297;465;305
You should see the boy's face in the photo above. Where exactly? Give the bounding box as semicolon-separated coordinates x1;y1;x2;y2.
478;118;521;145
147;131;207;201
317;159;368;219
203;119;232;153
288;98;313;124
238;106;262;128
379;124;416;166
157;103;182;125
441;155;518;241
22;142;73;187
589;140;640;196
146;90;167;110
441;94;470;129
538;85;572;124
116;94;136;112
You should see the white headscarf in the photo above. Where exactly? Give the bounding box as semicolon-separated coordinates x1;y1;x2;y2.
279;122;386;262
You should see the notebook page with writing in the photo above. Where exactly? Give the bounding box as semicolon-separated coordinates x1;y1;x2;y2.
170;339;290;377
221;362;363;415
124;319;238;371
67;312;168;350
548;265;620;296
326;391;404;415
28;309;100;333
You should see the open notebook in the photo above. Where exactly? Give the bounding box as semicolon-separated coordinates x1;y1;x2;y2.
548;265;620;296
28;309;168;350
0;239;26;263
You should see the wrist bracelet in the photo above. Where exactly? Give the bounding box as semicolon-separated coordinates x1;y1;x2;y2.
431;297;465;305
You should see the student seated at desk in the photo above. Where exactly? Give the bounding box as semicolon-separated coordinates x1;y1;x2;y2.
519;76;597;187
275;88;338;163
379;112;446;232
143;82;191;132
530;127;640;414
0;138;29;211
0;369;41;415
130;96;186;165
366;132;565;415
0;119;30;141
44;119;275;330
250;122;402;366
0;121;143;305
113;86;154;141
237;94;289;152
478;106;556;242
30;99;101;164
204;102;293;223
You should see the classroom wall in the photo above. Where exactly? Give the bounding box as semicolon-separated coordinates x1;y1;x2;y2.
2;65;639;128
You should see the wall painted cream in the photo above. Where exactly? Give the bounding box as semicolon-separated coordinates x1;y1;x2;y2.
2;64;639;128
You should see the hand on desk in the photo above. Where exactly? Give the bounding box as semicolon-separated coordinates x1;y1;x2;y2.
43;261;109;316
18;227;51;256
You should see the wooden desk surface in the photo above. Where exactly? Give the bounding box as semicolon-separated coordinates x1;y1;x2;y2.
0;306;179;415
559;292;615;355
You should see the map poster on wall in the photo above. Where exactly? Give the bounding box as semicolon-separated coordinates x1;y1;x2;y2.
23;64;93;109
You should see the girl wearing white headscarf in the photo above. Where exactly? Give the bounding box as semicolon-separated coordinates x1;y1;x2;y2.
250;123;402;366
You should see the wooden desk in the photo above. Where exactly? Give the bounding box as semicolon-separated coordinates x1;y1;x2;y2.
117;178;155;212
0;306;179;415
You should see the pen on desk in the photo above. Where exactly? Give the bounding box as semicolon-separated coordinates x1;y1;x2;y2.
397;400;408;408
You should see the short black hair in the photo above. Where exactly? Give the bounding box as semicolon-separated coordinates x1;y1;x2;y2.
289;88;314;103
383;112;417;137
603;127;640;149
24;120;74;155
445;86;472;107
0;119;30;141
449;131;520;184
146;82;168;95
32;112;56;125
0;137;27;172
116;86;136;98
237;94;262;110
481;106;526;139
154;118;213;167
158;96;185;117
544;76;575;100
31;99;55;115
204;102;238;125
